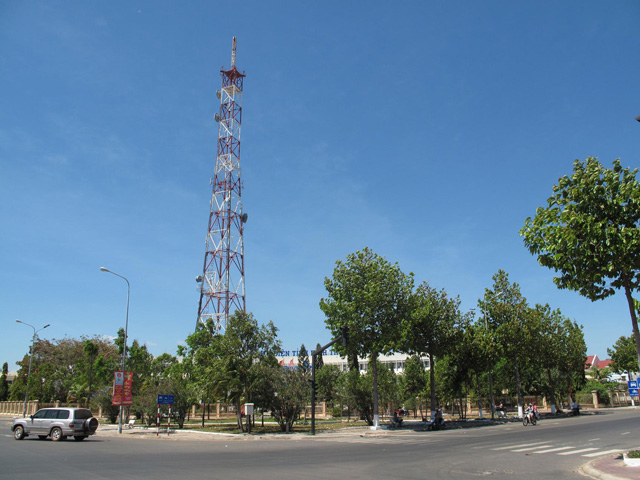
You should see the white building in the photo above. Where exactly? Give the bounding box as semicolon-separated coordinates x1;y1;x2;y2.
276;350;429;374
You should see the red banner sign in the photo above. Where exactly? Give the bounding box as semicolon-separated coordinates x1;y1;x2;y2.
112;371;133;406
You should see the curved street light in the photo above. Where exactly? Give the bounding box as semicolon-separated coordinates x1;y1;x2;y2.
16;320;50;417
100;266;130;434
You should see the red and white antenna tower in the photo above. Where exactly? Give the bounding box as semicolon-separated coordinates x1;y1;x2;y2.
196;37;247;333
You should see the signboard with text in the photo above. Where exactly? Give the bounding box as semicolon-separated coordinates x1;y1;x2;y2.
629;380;639;397
157;394;175;405
112;371;133;406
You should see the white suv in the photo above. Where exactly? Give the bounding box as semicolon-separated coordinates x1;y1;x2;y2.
12;407;99;441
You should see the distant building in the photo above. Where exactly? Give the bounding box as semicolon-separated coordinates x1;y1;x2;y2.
585;354;631;382
275;351;429;374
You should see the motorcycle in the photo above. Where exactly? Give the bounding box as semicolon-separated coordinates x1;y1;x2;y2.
523;407;537;426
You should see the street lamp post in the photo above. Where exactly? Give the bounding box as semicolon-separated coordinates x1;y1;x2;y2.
16;320;50;417
100;267;130;434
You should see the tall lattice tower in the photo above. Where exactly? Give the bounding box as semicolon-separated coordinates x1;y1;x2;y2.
196;37;247;333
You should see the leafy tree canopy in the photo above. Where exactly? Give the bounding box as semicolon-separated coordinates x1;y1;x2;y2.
608;335;639;375
520;157;640;367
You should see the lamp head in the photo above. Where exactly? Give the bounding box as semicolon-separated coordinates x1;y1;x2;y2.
100;267;109;272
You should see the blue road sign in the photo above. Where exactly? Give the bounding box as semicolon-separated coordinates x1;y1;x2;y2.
629;380;639;397
157;394;175;405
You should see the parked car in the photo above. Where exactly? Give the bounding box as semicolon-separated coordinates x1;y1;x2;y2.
12;407;99;441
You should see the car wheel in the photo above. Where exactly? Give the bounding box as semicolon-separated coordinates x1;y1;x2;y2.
74;436;86;441
38;435;47;440
13;425;25;440
51;427;64;441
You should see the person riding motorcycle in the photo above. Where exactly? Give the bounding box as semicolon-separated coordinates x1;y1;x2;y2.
524;403;536;423
532;402;539;420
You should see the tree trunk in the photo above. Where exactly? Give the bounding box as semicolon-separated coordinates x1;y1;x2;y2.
476;374;483;419
513;354;524;417
371;352;380;428
429;352;436;419
236;400;244;432
546;366;557;413
623;282;640;375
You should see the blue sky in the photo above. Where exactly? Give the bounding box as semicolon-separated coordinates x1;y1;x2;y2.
2;1;640;371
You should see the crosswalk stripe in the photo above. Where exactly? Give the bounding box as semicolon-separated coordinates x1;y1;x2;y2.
557;448;598;455
582;449;623;458
321;437;623;461
492;442;548;451
534;446;574;454
512;445;553;452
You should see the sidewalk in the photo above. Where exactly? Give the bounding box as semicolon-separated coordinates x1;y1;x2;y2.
580;454;640;480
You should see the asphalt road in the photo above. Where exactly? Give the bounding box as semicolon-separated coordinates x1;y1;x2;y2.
1;408;639;480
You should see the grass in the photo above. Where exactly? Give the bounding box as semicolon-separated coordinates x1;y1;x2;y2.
627;450;640;459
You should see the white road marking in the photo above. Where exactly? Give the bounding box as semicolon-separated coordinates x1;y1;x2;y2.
492;441;548;451
512;445;553;452
534;446;575;454
582;449;623;458
557;448;598;455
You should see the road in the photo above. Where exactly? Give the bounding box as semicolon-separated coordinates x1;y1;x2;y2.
1;408;638;479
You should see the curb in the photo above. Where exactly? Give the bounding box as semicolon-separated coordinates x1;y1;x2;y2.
579;460;623;480
579;454;639;480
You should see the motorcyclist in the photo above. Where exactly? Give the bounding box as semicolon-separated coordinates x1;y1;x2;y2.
392;410;403;427
571;400;580;416
435;408;444;426
524;403;535;422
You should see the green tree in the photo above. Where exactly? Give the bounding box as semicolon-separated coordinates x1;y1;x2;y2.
0;362;9;401
334;368;359;421
437;317;476;419
264;366;308;432
320;247;414;427
165;359;198;429
557;319;587;404
479;271;531;416
178;319;216;427
608;335;640;378
9;335;118;404
315;364;341;404
400;356;428;416
402;282;462;416
521;157;640;372
297;344;310;375
131;353;181;426
191;311;281;431
530;304;564;412
82;340;99;404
